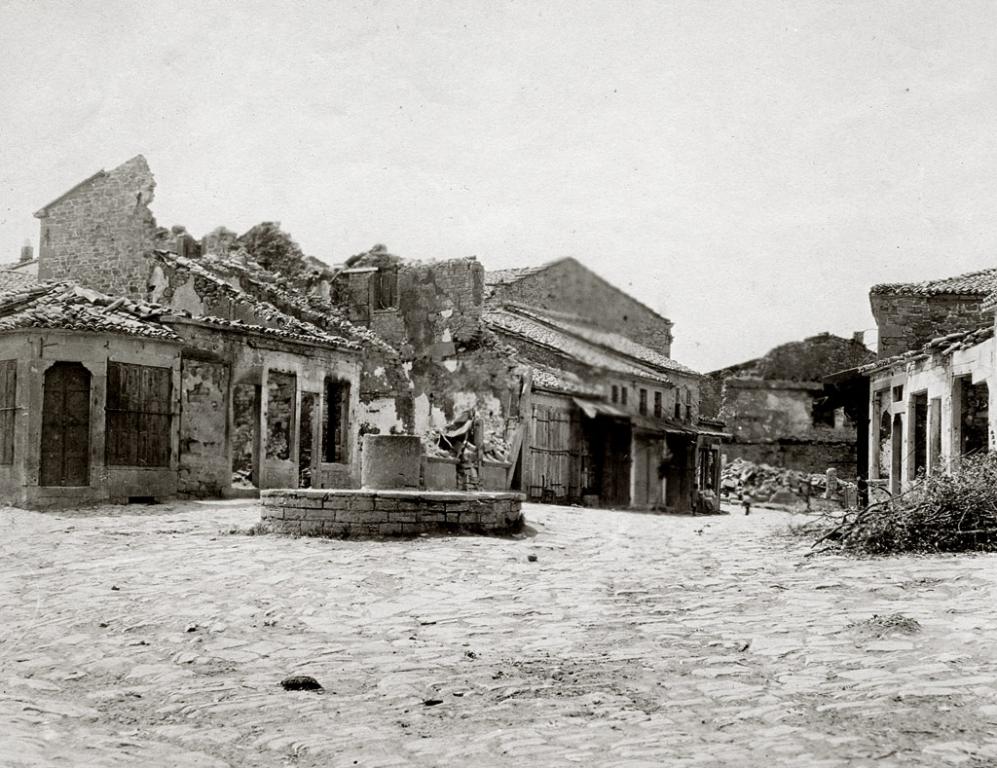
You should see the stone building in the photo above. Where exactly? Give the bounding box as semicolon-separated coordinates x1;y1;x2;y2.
701;333;876;476
35;156;159;299
14;157;382;506
858;267;997;495
869;268;997;358
485;301;723;513
24;154;722;511
485;257;674;355
0;283;361;507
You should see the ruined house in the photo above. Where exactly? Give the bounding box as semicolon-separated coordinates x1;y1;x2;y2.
858;268;997;496
0;282;361;507
15;156;372;505
700;333;876;476
23;154;722;511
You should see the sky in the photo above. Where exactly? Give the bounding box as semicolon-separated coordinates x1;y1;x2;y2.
3;0;997;371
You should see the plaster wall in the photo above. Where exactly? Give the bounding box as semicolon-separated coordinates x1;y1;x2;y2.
171;321;363;492
0;330;182;507
868;337;996;490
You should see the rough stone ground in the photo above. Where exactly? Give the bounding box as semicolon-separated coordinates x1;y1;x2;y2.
2;501;997;768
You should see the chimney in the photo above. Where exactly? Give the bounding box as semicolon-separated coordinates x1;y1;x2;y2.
19;240;33;263
852;330;865;345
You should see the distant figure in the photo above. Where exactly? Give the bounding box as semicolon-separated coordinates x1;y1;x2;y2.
742;498;751;516
825;468;839;500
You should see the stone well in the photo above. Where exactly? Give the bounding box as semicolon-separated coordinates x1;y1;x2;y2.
260;489;524;537
261;434;524;538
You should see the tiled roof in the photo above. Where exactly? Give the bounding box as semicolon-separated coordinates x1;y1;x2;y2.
0;268;40;293
529;362;603;397
512;305;698;376
151;250;391;354
0;284;178;340
484;260;562;297
860;324;995;375
870;267;997;297
0;278;363;350
486;307;684;384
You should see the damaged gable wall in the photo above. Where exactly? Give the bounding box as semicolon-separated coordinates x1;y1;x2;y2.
486;258;674;356
36;156;159;300
332;250;521;446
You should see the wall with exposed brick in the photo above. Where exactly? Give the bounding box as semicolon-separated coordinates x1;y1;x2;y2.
333;251;521;439
871;293;988;359
36;156;159;299
260;488;524;537
487;258;674;356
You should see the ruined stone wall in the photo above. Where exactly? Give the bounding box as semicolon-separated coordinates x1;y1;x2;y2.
334;255;518;439
487;258;674;355
754;333;875;380
719;379;853;443
37;156;158;299
871;293;988;359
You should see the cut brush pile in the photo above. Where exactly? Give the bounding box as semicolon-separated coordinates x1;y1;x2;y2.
810;453;997;555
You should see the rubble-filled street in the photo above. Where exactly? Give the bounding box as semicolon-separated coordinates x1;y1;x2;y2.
2;502;997;768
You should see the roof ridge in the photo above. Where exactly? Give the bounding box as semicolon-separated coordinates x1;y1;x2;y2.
500;304;698;377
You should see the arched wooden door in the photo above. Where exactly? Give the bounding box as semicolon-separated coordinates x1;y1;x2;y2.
40;362;91;487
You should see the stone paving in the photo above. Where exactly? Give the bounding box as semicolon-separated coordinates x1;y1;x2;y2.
2;500;997;767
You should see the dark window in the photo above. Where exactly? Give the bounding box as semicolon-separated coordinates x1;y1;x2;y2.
373;268;398;310
0;360;15;464
674;401;681;419
639;388;648;415
611;385;618;403
685;404;692;422
811;399;836;428
106;362;171;467
892;385;904;403
322;378;351;463
653;391;662;419
621;387;628;406
265;371;296;461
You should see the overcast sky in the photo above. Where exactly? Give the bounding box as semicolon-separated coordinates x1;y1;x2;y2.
3;0;997;371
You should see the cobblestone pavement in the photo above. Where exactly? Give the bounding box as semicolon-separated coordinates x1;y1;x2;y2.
2;501;997;767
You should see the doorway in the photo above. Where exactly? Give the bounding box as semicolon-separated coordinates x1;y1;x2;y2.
40;362;91;487
891;413;903;496
232;382;261;488
298;392;317;488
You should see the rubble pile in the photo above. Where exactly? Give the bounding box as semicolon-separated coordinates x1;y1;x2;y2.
422;414;512;463
721;457;856;507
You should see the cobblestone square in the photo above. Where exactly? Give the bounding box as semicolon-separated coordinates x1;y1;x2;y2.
2;501;997;767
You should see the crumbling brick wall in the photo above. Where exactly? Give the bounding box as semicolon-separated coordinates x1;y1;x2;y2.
487;258;674;355
871;293;988;359
36;156;159;299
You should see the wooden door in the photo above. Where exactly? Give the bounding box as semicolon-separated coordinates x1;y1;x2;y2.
40;363;91;487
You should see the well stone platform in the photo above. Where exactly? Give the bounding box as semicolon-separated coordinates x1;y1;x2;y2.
260;488;524;538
